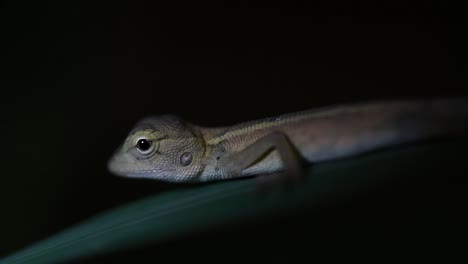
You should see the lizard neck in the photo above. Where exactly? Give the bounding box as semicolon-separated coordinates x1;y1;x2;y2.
197;126;234;181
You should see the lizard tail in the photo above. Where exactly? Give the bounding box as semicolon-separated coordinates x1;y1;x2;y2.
397;97;468;142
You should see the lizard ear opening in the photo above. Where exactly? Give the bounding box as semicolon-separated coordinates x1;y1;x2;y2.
180;152;193;166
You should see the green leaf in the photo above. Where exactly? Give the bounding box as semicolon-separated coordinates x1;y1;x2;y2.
1;140;466;263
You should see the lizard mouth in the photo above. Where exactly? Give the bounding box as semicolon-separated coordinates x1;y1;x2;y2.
107;150;138;178
107;155;128;177
107;151;175;179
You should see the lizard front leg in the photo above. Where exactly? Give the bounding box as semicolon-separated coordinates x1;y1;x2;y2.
219;131;305;180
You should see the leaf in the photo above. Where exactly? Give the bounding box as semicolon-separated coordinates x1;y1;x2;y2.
1;140;466;263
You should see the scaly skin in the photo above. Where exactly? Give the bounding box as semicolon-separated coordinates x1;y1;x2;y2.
108;98;468;183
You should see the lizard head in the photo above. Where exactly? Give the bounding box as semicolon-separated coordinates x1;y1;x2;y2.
108;115;206;183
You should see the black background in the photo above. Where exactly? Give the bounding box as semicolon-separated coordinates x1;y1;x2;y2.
2;0;467;260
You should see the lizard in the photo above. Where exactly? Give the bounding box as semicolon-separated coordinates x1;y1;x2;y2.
107;98;468;183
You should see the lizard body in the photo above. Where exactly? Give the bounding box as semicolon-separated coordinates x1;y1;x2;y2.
108;98;468;183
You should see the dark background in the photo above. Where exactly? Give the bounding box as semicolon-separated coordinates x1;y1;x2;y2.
2;0;467;259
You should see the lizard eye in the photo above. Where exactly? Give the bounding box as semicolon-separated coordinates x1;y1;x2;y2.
180;152;193;166
136;138;153;154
